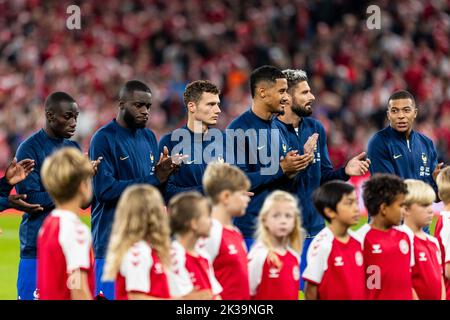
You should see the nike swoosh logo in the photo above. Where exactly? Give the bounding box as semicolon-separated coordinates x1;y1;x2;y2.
393;154;402;159
257;145;265;150
120;156;129;161
186;160;195;164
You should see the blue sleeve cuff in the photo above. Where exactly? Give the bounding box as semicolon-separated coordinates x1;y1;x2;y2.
275;165;285;180
0;197;10;212
339;167;350;181
0;177;13;197
147;174;161;187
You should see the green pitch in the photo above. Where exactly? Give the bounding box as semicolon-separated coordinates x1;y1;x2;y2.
0;214;91;300
0;214;438;300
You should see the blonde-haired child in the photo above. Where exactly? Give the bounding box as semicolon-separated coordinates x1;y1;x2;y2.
435;167;450;299
103;184;172;300
200;162;251;300
248;190;303;300
38;147;95;300
398;179;445;300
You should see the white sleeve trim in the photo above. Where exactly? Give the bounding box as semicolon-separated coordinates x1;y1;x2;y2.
302;228;333;284
247;242;269;296
119;241;152;293
439;212;450;263
197;219;223;262
168;241;194;297
425;234;443;269
396;224;415;267
58;216;91;273
198;249;223;296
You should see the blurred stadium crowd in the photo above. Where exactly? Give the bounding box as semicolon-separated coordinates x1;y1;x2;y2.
0;0;449;170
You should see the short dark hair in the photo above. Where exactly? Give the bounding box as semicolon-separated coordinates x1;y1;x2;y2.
183;80;220;106
44;92;76;112
168;191;209;235
387;90;416;108
313;180;355;223
250;65;285;98
363;174;408;216
119;80;151;101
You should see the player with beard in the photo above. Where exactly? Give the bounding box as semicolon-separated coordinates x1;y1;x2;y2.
88;80;179;299
275;69;370;290
226;65;312;250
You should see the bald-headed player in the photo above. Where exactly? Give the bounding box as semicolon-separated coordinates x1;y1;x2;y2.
89;80;179;299
15;92;85;300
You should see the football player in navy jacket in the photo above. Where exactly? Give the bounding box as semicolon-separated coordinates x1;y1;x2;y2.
275;69;370;290
368;90;443;192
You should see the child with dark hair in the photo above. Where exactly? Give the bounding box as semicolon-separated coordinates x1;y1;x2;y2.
353;173;414;300
303;180;365;300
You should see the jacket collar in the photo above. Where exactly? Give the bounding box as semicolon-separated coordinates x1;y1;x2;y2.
387;125;415;140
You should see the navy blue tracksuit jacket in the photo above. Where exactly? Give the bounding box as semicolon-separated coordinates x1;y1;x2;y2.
158;125;225;202
16;129;80;258
226;109;293;239
89;119;161;258
367;125;438;191
275;117;349;237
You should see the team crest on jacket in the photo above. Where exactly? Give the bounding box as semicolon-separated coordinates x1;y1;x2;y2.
150;153;155;172
293;265;300;281
312;143;320;164
421;153;427;166
419;153;430;176
355;251;363;266
399;239;409;255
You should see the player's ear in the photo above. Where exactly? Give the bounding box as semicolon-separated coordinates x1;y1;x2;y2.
218;190;231;204
402;205;409;217
118;100;125;110
379;203;387;216
78;178;88;192
259;86;266;99
189;218;197;232
46;110;55;122
323;207;335;220
187;101;196;113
